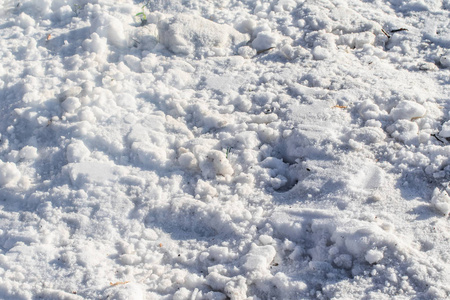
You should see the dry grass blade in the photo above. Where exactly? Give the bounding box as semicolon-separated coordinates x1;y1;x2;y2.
110;281;130;286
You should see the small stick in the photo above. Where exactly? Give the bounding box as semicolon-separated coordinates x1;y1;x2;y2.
431;134;444;144
390;28;408;33
381;28;391;38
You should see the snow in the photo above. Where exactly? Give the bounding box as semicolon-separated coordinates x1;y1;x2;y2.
1;0;450;299
158;14;249;57
252;31;278;52
431;188;450;215
0;162;21;187
442;53;450;68
440;120;450;137
390;100;426;121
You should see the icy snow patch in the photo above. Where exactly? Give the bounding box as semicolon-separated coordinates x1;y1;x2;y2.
67;162;126;187
158;14;249;57
351;164;385;192
104;282;145;300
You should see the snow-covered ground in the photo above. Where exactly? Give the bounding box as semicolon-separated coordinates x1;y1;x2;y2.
1;0;450;298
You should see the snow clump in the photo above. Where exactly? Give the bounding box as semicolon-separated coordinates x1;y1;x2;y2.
158;14;249;57
16;12;35;28
252;31;278;51
439;120;450;137
440;52;450;68
431;188;450;215
390;100;426;121
365;249;384;264
0;161;21;187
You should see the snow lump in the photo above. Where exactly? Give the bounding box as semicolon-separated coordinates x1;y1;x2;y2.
0;161;21;187
431;188;450;215
389;100;426;121
157;14;249;57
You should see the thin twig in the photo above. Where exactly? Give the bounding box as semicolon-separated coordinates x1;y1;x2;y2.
390;28;408;33
256;47;275;55
431;134;444;144
381;28;391;38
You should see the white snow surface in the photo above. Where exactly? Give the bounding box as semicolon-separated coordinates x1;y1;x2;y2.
1;0;450;299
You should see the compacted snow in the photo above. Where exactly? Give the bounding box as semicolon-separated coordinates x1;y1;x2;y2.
1;0;450;299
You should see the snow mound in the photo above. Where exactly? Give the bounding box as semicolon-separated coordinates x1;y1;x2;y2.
158;14;249;57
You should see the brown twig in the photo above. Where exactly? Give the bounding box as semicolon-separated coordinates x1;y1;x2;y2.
431;134;444;144
390;28;408;33
381;28;391;38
